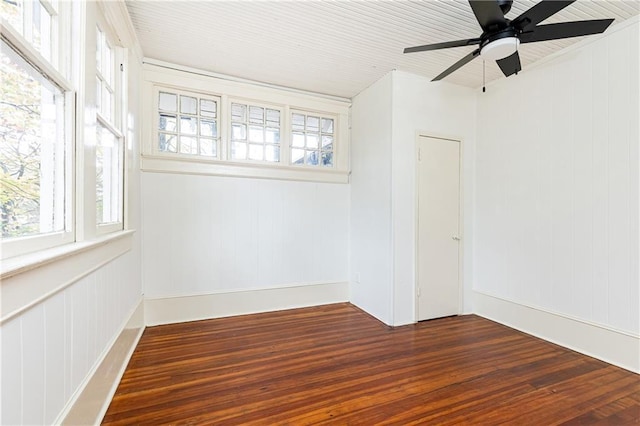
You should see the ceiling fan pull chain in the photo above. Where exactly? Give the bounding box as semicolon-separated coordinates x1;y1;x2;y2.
482;60;486;93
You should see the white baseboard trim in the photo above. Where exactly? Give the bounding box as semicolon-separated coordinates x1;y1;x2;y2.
473;291;640;374
59;299;145;425
145;281;349;326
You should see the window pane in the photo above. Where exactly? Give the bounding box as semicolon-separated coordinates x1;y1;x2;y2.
305;150;319;166
96;28;102;72
159;114;177;132
102;85;112;121
249;106;264;124
321;151;333;167
292;113;305;131
265;127;280;144
179;136;197;154
200;99;217;117
266;109;280;126
322;135;333;149
292;132;304;148
159;92;177;112
180;116;197;135
159;133;177;152
199;138;216;157
231;142;247;160
1;41;66;238
200;120;217;138
103;43;112;86
306;134;319;149
248;144;263;161
265;145;280;162
231;123;246;141
37;3;52;61
180;95;197;115
321;118;334;134
2;0;23;36
231;103;246;122
291;149;304;165
307;116;320;132
248;125;264;143
96;124;121;224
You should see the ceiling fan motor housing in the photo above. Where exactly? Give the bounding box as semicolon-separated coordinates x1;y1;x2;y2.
480;28;520;61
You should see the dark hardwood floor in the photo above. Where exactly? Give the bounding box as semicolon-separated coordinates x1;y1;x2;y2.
103;303;639;425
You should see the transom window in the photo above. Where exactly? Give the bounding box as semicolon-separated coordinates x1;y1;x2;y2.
291;112;334;167
158;90;219;157
230;102;280;162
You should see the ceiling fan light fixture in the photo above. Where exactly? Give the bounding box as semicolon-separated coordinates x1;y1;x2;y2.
480;37;520;61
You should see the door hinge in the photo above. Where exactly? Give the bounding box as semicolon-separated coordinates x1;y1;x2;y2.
418;148;421;162
120;63;124;72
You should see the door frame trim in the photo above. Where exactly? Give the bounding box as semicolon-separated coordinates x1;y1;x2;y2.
414;133;465;322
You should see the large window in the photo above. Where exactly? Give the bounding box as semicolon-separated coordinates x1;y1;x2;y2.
0;40;68;240
1;1;74;259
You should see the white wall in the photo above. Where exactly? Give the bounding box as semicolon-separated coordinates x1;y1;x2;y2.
142;173;349;300
349;71;477;326
349;73;394;324
391;71;477;325
473;19;639;370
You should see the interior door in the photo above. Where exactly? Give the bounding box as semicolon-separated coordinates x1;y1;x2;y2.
417;136;461;321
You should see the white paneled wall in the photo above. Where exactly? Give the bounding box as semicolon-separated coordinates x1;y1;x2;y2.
142;173;349;299
0;251;142;425
349;73;394;325
474;19;639;336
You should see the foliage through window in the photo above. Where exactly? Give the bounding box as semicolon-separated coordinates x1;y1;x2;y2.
291;112;334;167
0;39;68;240
230;102;280;162
158;90;219;157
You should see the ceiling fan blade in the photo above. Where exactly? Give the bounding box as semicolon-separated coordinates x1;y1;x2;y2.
468;0;507;31
404;38;481;54
520;19;614;43
496;51;521;77
432;49;481;81
513;0;575;31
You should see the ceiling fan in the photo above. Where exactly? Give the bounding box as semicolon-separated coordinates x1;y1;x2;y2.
404;0;614;81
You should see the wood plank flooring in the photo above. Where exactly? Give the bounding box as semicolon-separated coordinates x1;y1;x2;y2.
102;303;639;425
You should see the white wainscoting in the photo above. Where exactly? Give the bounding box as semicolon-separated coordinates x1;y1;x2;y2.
60;300;144;425
141;172;349;300
145;281;349;326
0;250;143;425
474;292;640;373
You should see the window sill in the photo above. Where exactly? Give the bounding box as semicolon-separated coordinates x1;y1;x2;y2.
1;230;136;324
140;154;350;183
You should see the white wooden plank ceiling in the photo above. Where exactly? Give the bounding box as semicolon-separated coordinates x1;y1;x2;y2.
125;0;638;98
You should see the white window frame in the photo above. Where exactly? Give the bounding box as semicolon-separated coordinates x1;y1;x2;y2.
95;13;125;235
140;62;351;183
227;98;284;165
153;86;222;160
289;109;338;169
0;13;75;260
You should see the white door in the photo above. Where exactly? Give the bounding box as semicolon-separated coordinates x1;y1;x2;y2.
417;136;461;321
